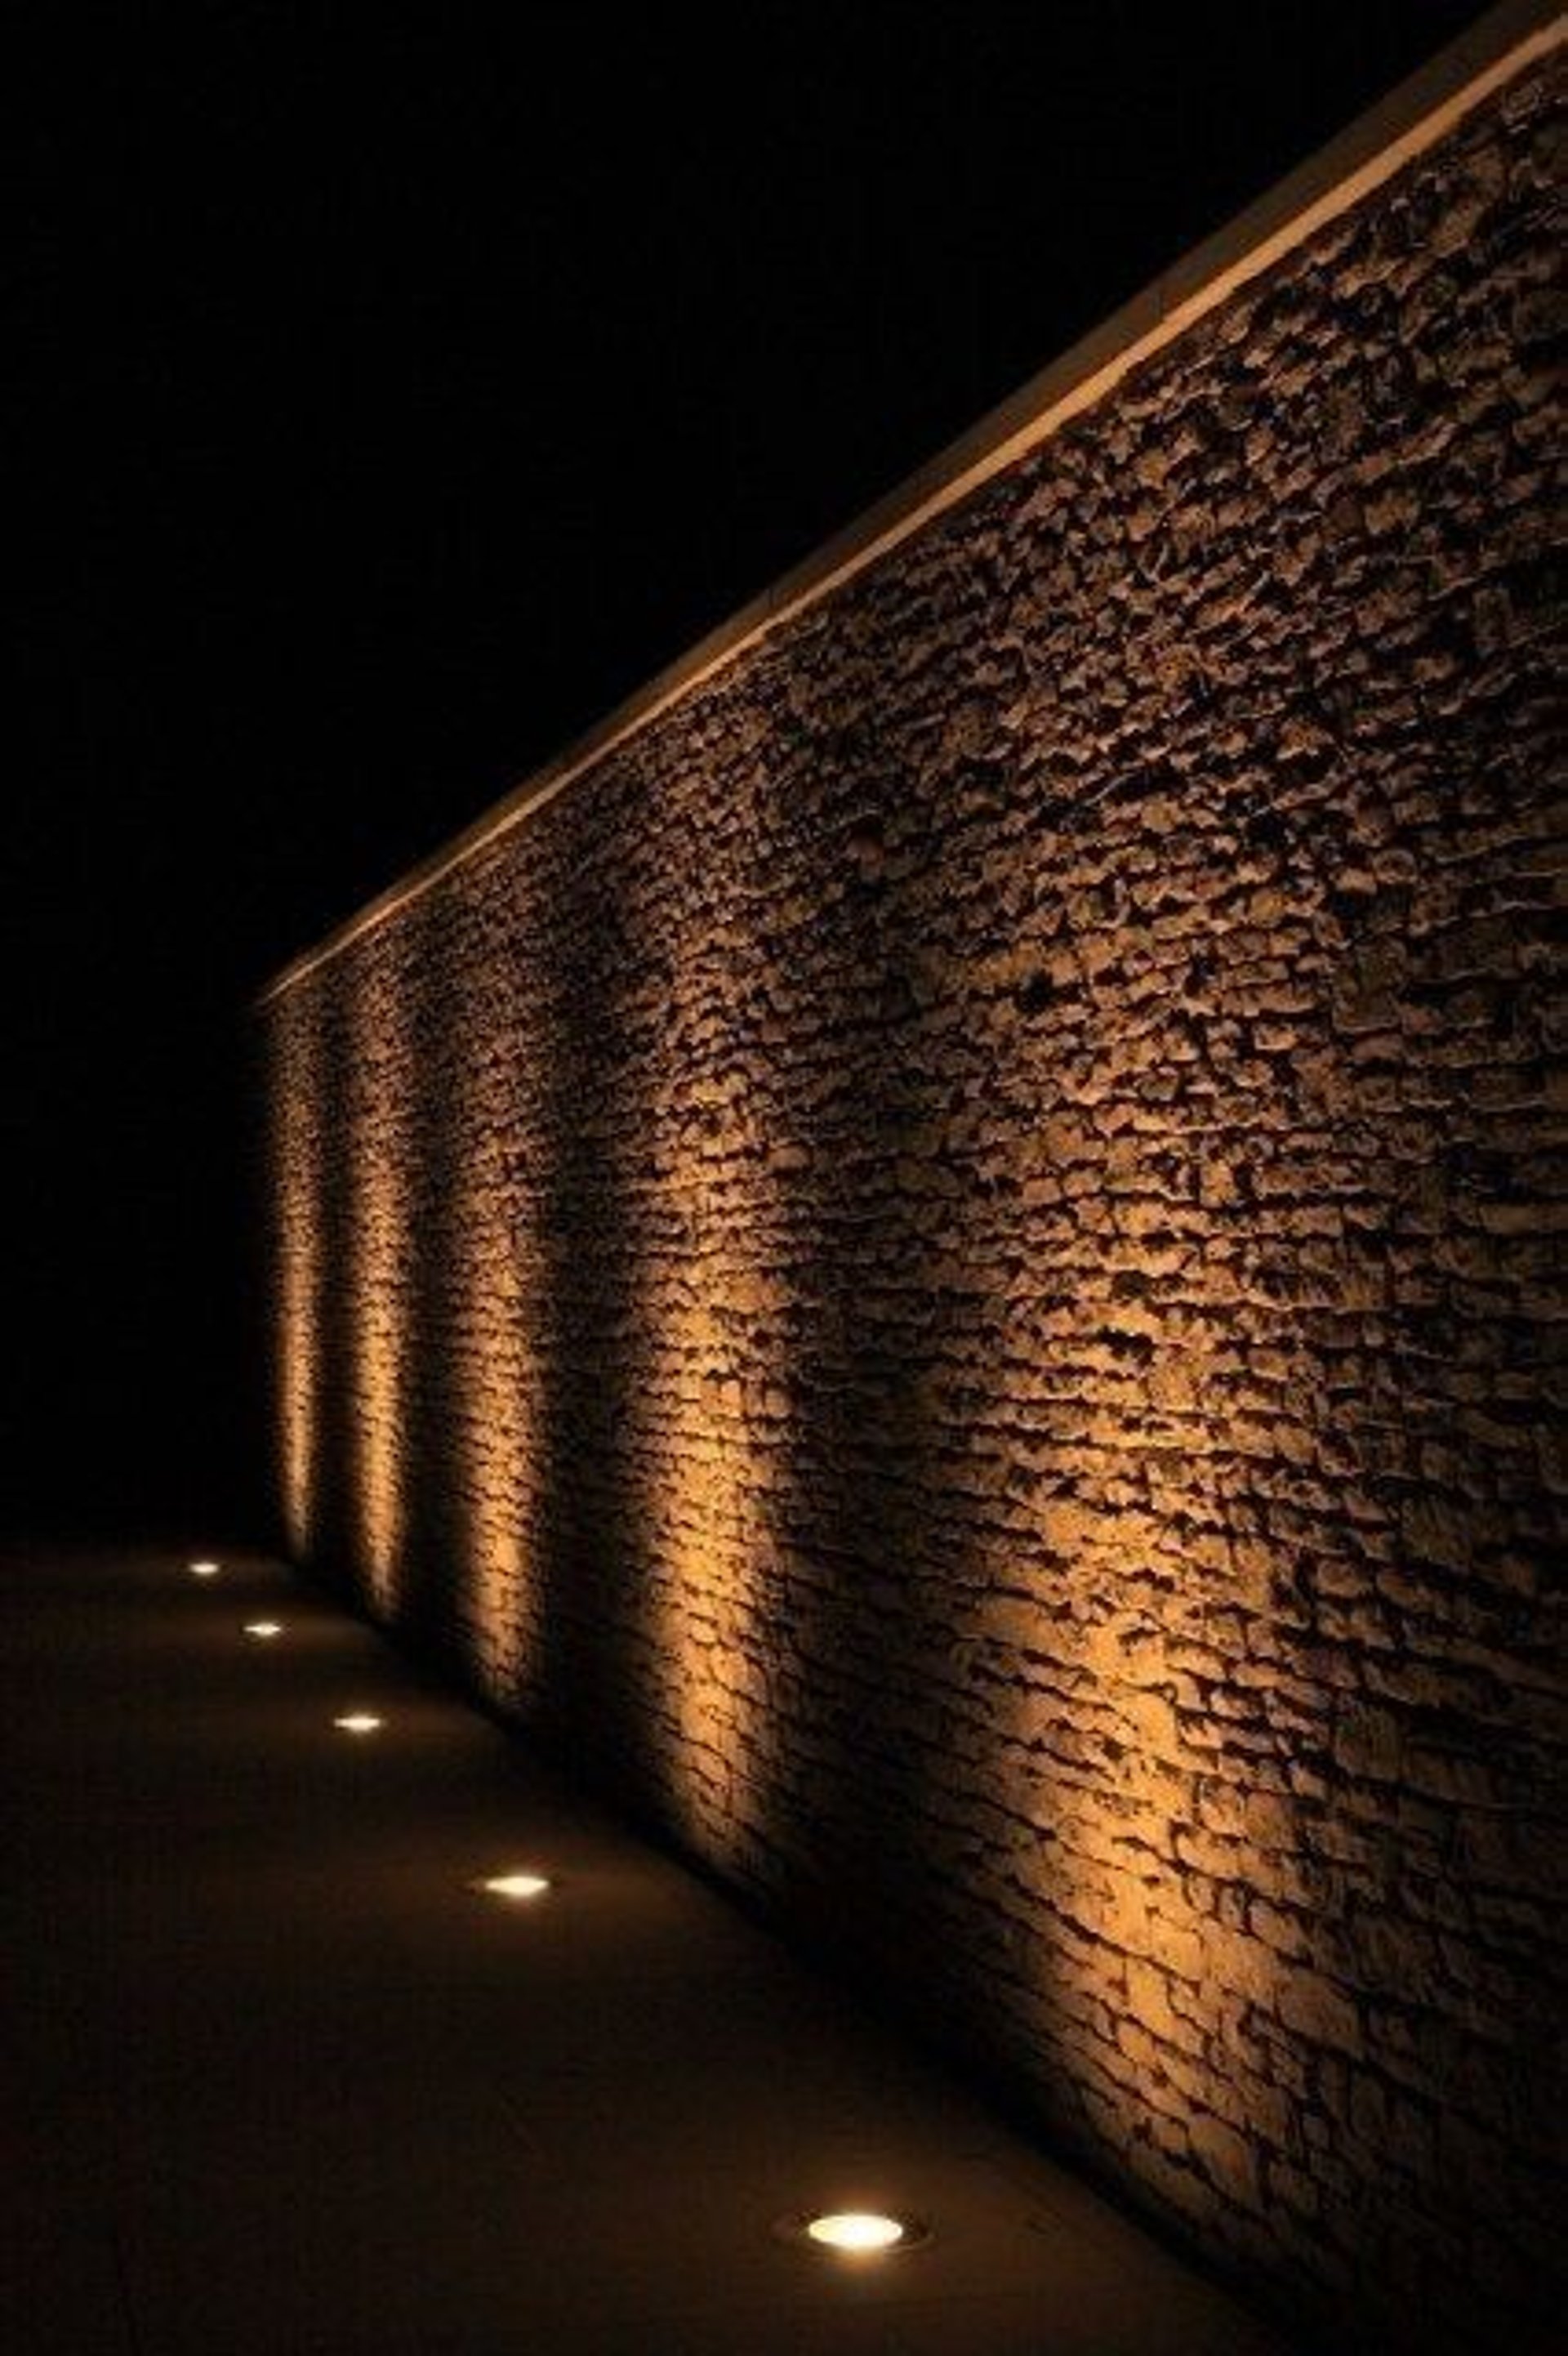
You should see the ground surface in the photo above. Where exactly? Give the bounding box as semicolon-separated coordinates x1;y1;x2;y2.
0;1543;1291;2355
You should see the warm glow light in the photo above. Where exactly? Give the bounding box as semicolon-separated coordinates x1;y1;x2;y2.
473;1872;551;1902
333;1713;383;1735
271;987;327;1560
188;1560;221;1579
644;1275;783;1860
346;950;412;1619
804;2212;909;2253
243;1621;283;1640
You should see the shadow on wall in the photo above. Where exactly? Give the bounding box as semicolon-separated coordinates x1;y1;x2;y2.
1258;640;1563;2314
732;603;974;1953
528;779;667;1800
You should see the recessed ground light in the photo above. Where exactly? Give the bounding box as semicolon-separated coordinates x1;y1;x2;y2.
775;2210;929;2255
333;1713;383;1735
243;1621;283;1641
188;1560;221;1579
470;1872;552;1902
808;2212;909;2253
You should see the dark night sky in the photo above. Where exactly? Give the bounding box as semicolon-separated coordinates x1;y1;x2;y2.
3;1;1490;1535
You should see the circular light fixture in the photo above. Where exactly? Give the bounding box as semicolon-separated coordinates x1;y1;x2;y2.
470;1872;552;1903
243;1621;283;1641
775;2209;929;2256
808;2213;907;2253
333;1713;384;1735
188;1560;221;1579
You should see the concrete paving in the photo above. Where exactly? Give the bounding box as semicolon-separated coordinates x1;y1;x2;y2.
0;1542;1292;2356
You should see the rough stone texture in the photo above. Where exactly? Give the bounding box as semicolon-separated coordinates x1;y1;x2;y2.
262;57;1565;2356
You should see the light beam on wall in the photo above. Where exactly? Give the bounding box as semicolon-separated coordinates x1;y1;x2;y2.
346;944;412;1620
270;988;327;1560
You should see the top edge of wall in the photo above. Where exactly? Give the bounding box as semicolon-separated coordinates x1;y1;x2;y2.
257;0;1563;1010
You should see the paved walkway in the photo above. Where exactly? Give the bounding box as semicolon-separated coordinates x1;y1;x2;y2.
0;1543;1290;2355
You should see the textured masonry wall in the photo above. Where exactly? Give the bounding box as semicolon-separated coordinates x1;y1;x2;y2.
262;55;1565;2356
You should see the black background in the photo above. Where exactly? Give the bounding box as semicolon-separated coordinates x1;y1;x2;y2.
3;2;1488;1540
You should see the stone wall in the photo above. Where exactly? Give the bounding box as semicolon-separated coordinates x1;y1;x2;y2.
261;36;1564;2354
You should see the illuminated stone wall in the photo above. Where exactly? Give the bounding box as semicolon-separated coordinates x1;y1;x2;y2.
261;48;1563;2356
